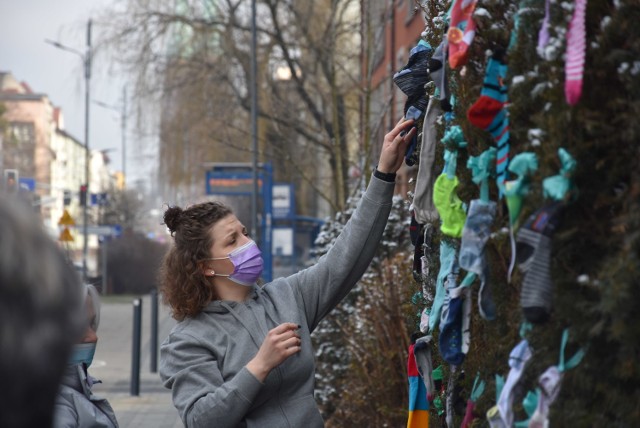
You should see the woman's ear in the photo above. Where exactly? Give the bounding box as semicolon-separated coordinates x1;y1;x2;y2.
200;262;216;277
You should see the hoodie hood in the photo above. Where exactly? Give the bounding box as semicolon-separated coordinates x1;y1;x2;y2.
201;285;261;314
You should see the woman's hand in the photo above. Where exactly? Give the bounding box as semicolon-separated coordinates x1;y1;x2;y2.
377;118;418;174
246;323;301;382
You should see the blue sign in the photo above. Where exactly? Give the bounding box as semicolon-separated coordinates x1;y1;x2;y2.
18;177;35;192
91;193;109;206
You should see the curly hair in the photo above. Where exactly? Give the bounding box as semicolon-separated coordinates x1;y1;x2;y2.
159;201;233;320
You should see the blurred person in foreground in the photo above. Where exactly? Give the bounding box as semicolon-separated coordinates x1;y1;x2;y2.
158;118;417;427
0;195;84;427
53;284;119;428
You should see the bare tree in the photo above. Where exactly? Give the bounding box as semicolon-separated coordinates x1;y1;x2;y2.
97;0;372;214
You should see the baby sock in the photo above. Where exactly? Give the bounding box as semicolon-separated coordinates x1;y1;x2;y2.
529;329;586;427
407;343;430;427
517;202;564;323
467;52;510;195
429;240;458;332
413;335;436;399
537;0;552;57
497;340;533;427
429;40;452;112
433;173;467;238
447;0;478;69
461;374;486;428
439;282;470;366
393;40;433;97
413;96;442;224
460;199;497;320
564;0;588;105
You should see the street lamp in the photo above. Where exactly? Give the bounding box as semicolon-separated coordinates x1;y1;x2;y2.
94;86;127;189
45;19;92;282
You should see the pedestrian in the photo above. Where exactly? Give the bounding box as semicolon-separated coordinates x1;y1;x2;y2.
158;118;417;427
0;195;84;428
53;284;119;428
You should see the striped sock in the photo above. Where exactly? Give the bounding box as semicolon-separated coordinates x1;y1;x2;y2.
565;0;588;105
467;54;510;195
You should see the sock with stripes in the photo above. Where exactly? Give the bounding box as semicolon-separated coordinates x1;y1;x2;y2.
565;0;588;105
467;50;510;195
517;202;564;324
447;0;478;69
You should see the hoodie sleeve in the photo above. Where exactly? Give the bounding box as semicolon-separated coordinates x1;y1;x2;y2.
160;331;263;428
287;175;394;331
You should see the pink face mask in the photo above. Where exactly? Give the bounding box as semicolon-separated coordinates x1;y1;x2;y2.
207;240;264;286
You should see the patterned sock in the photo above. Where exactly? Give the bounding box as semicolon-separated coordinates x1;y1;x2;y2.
565;0;588;105
429;240;458;333
497;340;533;427
517;202;564;324
407;343;430;427
447;0;478;68
439;283;470;366
467;53;510;195
460;199;498;320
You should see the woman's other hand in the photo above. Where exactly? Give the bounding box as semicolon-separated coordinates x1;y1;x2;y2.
246;323;301;382
377;118;417;174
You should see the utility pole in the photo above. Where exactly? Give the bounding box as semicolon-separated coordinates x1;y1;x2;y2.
250;0;259;240
46;19;92;282
83;20;92;283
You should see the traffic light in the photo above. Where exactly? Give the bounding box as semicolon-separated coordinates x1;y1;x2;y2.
4;169;18;194
63;190;72;206
79;184;87;206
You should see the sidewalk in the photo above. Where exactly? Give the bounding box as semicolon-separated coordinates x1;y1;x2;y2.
91;293;183;428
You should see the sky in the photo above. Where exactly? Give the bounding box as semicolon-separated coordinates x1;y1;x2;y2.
1;0;154;186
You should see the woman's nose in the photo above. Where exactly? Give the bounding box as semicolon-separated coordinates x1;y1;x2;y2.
82;326;98;343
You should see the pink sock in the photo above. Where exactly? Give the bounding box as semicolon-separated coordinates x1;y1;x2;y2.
461;399;476;428
564;0;588;105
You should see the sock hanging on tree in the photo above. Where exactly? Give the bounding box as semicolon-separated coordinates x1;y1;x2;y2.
497;340;533;428
428;240;458;333
407;343;430;427
565;0;588;105
429;40;452;112
467;52;510;196
528;329;586;428
414;335;436;400
517;202;564;324
447;0;478;68
461;373;486;428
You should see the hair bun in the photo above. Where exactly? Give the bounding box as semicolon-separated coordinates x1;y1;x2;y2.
164;206;183;233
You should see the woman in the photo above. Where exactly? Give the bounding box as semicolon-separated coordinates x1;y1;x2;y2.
159;118;417;427
53;284;119;428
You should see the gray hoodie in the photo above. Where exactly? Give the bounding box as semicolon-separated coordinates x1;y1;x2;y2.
53;364;119;428
159;175;395;427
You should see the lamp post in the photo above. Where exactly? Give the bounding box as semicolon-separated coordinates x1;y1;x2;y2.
46;19;92;282
94;86;127;189
250;0;258;241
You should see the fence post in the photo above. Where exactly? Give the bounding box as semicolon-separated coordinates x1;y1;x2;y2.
130;297;142;396
150;288;158;373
